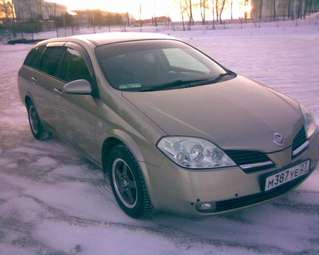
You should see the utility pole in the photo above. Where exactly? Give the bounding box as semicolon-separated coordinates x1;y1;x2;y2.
212;0;215;29
54;3;58;37
139;3;142;32
153;0;158;29
230;0;233;21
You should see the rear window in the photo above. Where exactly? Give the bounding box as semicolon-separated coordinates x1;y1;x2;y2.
40;46;65;77
24;45;45;69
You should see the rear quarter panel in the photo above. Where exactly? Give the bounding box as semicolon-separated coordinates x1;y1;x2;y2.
18;66;34;105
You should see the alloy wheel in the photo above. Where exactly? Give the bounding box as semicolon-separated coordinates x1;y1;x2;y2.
112;158;138;208
28;105;40;135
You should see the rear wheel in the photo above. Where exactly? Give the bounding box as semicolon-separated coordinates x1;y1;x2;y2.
26;101;50;140
107;144;153;218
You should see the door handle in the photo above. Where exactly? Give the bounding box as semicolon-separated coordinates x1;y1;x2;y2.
31;76;38;82
53;88;63;95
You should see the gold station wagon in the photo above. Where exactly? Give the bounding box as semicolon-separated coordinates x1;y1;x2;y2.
18;32;319;218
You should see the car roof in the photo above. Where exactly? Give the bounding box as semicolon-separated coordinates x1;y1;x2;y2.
74;32;175;46
38;32;176;48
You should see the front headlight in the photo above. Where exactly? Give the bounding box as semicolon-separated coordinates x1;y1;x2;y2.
157;137;235;169
300;104;317;138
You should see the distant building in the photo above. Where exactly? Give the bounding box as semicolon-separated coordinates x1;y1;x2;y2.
42;1;67;19
130;16;171;27
251;0;319;19
12;0;67;20
73;10;128;26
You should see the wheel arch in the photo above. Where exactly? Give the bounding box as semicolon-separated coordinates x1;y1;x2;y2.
101;130;146;171
101;137;123;171
25;95;33;107
101;131;153;203
24;93;37;108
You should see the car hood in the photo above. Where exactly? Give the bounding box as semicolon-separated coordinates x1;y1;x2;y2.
122;76;303;152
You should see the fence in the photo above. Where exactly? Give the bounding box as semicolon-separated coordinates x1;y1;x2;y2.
1;12;319;44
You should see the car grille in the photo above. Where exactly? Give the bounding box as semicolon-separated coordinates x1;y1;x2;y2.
292;127;308;158
225;150;275;173
225;126;309;172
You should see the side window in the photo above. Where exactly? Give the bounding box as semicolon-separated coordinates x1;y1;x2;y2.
24;49;36;66
62;48;92;83
162;48;210;74
24;45;45;70
40;46;65;77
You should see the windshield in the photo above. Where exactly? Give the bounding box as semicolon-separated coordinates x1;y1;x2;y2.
95;40;234;92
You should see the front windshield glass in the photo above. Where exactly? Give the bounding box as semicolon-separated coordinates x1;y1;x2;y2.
95;40;233;92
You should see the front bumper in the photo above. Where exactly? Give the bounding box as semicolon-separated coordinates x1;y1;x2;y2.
145;130;319;216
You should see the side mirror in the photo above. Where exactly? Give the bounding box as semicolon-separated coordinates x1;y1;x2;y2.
63;79;92;95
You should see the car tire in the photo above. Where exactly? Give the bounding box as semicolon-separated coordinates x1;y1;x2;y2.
26;101;50;140
107;144;153;218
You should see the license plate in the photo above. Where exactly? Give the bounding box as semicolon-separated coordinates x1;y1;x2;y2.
264;160;310;192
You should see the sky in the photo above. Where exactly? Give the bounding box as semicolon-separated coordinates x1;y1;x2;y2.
46;0;173;19
46;0;252;21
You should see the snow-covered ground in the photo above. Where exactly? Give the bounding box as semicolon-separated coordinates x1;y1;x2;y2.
0;22;319;255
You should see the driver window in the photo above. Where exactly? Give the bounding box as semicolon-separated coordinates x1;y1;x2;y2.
62;48;92;83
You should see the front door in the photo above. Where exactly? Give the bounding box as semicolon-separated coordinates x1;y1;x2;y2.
57;43;100;161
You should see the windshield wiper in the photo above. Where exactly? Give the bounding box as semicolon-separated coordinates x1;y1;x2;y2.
140;71;235;92
210;71;234;84
140;78;211;92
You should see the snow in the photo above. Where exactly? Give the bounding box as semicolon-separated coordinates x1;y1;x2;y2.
1;20;319;255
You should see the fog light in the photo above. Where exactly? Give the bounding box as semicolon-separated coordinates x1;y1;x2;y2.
196;202;216;212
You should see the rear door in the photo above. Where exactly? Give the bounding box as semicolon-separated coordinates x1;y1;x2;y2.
57;42;100;161
19;45;45;113
37;43;66;130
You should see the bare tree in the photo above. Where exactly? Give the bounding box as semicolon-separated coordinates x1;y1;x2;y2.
215;0;219;23
200;0;208;24
230;0;233;20
139;3;143;31
211;0;215;29
186;0;194;27
179;0;186;30
215;0;226;23
273;0;277;20
54;3;58;37
179;0;194;29
259;0;263;20
126;12;130;26
0;0;14;20
0;0;6;18
288;0;293;19
38;0;43;20
152;0;158;27
303;0;309;18
308;0;314;13
244;0;249;20
220;0;226;23
297;0;303;18
304;0;313;17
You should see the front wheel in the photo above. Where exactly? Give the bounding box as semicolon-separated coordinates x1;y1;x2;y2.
107;144;153;218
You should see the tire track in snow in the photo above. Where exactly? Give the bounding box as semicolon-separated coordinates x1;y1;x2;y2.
19;194;312;255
